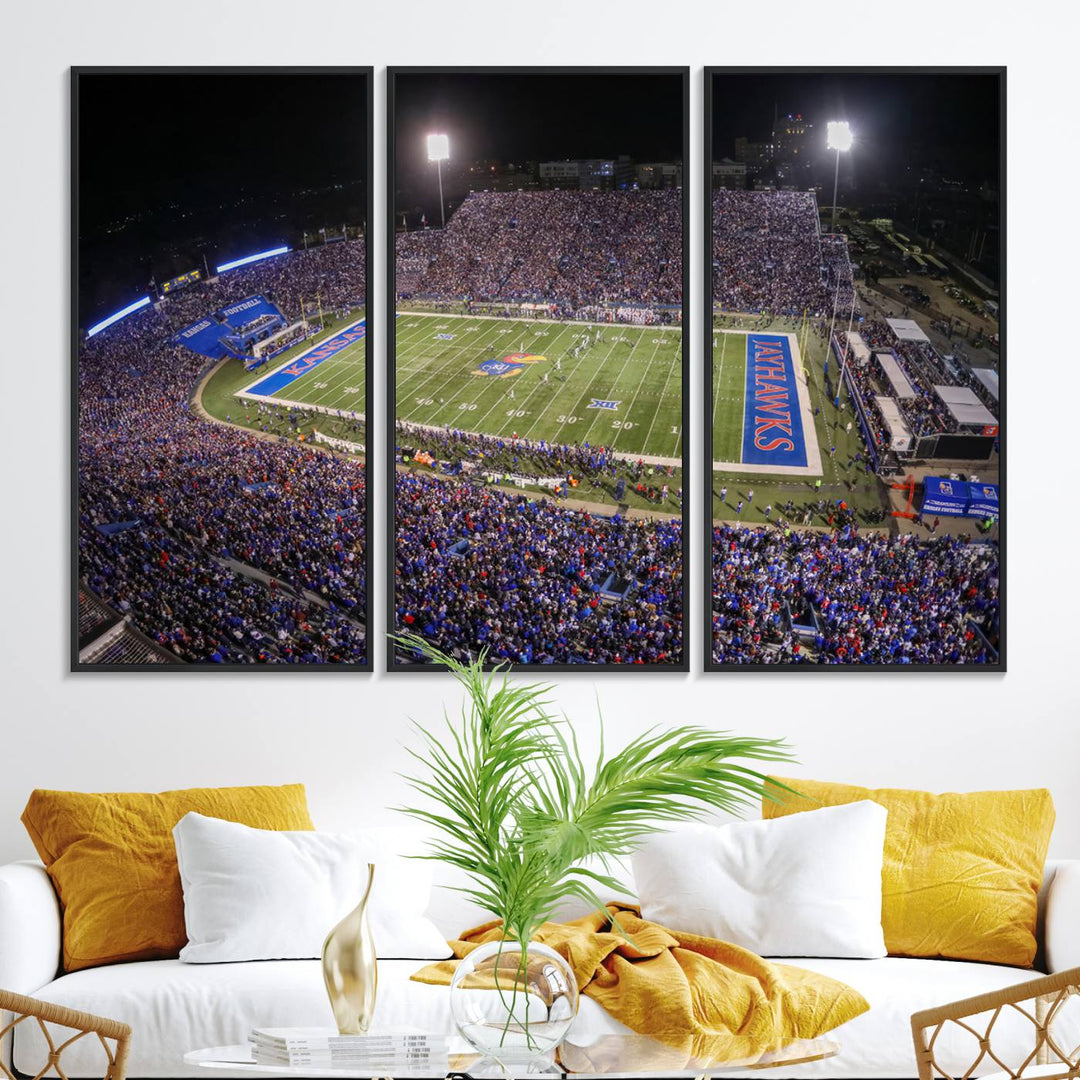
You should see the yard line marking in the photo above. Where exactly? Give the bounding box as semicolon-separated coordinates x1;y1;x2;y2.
406;317;560;423
392;314;474;385
542;329;627;446
712;329;729;430
233;314;367;415
396;319;510;415
398;319;509;398
393;317;483;393
447;322;570;423
642;338;681;459
402;318;521;422
392;319;452;369
515;325;606;442
576;329;655;448
234;317;365;397
275;346;363;411
606;330;672;454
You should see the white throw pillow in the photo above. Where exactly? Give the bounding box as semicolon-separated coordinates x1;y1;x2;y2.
632;801;887;958
174;812;451;962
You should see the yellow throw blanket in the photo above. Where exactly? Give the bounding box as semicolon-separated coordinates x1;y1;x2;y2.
412;904;868;1067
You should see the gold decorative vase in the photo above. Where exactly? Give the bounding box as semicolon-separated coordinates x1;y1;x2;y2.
322;863;377;1034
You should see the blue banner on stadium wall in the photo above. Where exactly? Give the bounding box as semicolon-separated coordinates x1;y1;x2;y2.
173;316;230;360
920;476;970;517
965;481;999;519
741;334;808;468
214;295;283;329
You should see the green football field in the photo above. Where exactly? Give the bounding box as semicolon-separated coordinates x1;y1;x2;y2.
711;328;748;463
395;313;683;462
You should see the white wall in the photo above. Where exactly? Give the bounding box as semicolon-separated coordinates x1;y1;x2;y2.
2;0;1077;867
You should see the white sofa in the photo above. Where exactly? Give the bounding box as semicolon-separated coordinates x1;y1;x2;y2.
2;842;1078;1080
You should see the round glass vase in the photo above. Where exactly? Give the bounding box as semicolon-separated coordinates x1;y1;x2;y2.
449;939;578;1070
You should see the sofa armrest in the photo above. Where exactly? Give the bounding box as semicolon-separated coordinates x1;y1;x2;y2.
0;861;61;994
1045;859;1080;973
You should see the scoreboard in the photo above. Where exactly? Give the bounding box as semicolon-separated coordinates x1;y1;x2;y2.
161;269;202;295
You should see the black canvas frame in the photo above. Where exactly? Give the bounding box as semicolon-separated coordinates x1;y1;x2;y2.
386;66;691;673
70;66;375;672
703;67;1005;672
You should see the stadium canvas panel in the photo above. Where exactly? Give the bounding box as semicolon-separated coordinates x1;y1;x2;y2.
705;68;1003;669
72;68;373;669
388;68;689;670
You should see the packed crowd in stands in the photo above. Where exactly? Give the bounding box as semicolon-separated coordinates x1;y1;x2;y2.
396;230;444;296
712;190;840;315
843;363;897;469
394;472;683;665
577;305;673;326
821;233;858;314
712;524;999;665
395;190;681;316
844;320;1001;446
78;243;368;664
160;240;366;333
80;218;999;668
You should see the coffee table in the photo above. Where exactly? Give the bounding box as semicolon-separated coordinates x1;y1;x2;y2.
185;1032;838;1078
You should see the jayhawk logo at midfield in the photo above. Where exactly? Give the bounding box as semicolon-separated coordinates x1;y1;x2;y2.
472;353;547;378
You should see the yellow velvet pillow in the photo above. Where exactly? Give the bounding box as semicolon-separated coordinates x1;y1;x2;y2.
22;784;314;972
763;778;1054;967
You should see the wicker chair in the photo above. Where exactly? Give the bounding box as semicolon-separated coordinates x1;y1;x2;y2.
911;966;1080;1080
0;990;131;1080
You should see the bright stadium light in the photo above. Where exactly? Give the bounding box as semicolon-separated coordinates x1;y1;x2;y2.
826;120;853;152
215;245;290;274
426;133;449;162
87;295;151;338
427;133;450;228
826;121;853;230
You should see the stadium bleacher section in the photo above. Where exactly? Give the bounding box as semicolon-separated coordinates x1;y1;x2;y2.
395;471;683;665
712;190;848;316
711;523;999;665
77;587;181;664
77;242;368;664
840;318;1001;470
395;190;682;314
78;185;999;667
162;241;366;332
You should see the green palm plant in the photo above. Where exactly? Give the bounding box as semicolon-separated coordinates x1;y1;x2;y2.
395;635;794;948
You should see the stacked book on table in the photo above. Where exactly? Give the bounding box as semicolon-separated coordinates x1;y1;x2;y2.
248;1028;450;1072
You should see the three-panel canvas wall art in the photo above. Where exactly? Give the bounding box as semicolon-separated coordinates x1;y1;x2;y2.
72;67;1002;671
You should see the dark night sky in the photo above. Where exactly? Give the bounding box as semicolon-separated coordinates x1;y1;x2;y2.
394;71;683;207
77;70;367;323
711;70;1000;187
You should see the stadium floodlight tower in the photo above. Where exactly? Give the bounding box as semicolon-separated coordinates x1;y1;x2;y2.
826;121;853;231
427;133;450;229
